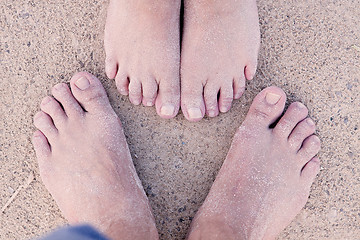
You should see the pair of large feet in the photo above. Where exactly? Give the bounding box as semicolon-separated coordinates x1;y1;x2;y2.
104;0;260;121
33;73;320;240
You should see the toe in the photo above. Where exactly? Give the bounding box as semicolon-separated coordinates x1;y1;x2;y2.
33;111;58;141
181;81;205;122
105;57;118;79
233;76;245;99
155;77;180;119
273;102;309;138
115;70;129;96
52;83;84;117
301;157;320;188
218;82;233;113
244;86;286;128
244;62;257;81
70;72;113;113
204;84;219;118
288;118;316;151
141;77;158;107
32;130;51;160
297;135;321;164
128;78;142;105
40;96;67;128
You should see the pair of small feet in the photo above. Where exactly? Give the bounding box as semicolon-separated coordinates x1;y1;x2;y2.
104;0;260;121
33;72;320;240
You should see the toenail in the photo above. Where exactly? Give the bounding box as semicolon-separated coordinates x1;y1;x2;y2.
306;118;315;126
220;105;229;113
208;110;216;117
41;97;51;105
161;104;175;116
145;101;153;107
296;102;306;109
75;77;90;90
53;83;64;90
188;108;202;119
265;93;281;105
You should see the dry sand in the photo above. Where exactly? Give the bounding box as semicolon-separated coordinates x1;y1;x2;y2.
1;0;359;239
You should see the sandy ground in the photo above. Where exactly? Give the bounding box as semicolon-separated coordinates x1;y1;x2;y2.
1;0;359;239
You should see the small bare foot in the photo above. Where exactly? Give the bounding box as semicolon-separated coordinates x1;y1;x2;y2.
187;87;321;239
32;72;159;240
181;0;260;121
104;0;181;119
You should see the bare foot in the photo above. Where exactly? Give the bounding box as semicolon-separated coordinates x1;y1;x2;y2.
32;72;159;240
104;0;181;119
181;0;260;121
187;87;321;239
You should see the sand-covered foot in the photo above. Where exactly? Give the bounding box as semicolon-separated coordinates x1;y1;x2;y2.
181;0;260;121
32;72;159;240
187;87;321;239
104;0;181;119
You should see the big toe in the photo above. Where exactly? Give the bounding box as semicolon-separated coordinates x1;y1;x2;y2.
69;72;113;113
244;86;286;128
181;82;205;122
155;78;180;119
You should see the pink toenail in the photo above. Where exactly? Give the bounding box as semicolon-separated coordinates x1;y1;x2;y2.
145;101;153;107
265;93;281;105
188;108;202;119
75;77;90;90
41;97;51;105
306;118;315;126
160;104;175;116
208;110;216;117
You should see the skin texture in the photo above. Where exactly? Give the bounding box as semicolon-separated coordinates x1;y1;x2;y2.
181;0;260;121
104;0;181;119
32;72;159;240
186;87;321;239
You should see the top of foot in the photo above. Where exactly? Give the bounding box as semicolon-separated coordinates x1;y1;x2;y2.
187;86;321;239
33;72;159;240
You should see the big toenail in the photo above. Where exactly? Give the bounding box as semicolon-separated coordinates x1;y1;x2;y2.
306;118;315;126
161;104;175;116
265;93;281;105
75;77;90;90
188;108;202;119
145;101;153;107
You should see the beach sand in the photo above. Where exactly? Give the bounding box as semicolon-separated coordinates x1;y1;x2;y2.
1;0;359;239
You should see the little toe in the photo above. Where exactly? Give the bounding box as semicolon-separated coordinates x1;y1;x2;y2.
274;102;309;138
244;62;257;81
233;76;245;99
155;78;180;119
128;78;142;105
52;83;84;118
301;157;320;189
33;111;58;141
70;72;113;113
181;82;205;122
288;118;316;151
141;77;158;107
244;86;286;128
115;71;129;96
298;135;321;164
105;57;118;79
204;84;219;118
32;130;51;160
219;83;234;113
40;96;67;128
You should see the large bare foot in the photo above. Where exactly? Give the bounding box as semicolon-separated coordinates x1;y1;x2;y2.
32;72;159;240
181;0;260;121
104;0;181;119
187;87;321;239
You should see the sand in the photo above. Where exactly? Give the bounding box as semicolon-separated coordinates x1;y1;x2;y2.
1;0;359;239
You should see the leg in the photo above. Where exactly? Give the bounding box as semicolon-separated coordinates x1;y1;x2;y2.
187;87;321;239
104;0;181;119
181;0;260;121
32;72;159;240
